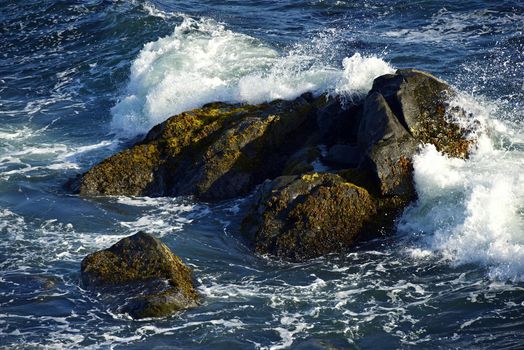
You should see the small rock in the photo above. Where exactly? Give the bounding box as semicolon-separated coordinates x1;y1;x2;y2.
81;232;198;319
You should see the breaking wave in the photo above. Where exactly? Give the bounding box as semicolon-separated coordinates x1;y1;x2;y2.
399;93;524;281
110;16;394;137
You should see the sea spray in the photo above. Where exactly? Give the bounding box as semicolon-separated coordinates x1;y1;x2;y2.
398;93;524;281
110;17;394;137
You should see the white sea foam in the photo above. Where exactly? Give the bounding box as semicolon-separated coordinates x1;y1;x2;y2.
110;17;394;137
0;125;114;180
269;314;311;350
0;126;34;141
399;94;524;281
335;53;394;95
116;196;209;237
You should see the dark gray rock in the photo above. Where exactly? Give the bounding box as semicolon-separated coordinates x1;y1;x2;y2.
357;69;472;199
358;91;418;197
315;94;362;146
282;146;322;175
324;144;362;167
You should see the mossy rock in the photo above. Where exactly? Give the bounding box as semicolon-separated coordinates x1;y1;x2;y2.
78;95;322;200
81;232;198;319
242;173;379;261
78;143;162;196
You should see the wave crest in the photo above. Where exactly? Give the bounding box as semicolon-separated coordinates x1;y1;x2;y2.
110;17;393;137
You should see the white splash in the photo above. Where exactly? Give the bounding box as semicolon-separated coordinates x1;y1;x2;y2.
399;94;524;281
335;53;394;95
110;17;394;137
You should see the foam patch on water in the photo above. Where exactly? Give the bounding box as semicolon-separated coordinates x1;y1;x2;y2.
116;196;209;237
382;8;524;44
141;1;184;19
0;123;115;181
399;94;524;281
111;17;394;137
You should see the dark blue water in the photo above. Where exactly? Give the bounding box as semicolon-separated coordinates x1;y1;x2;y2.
1;1;524;348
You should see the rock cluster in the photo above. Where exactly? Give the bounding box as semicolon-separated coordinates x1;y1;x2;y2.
79;69;474;316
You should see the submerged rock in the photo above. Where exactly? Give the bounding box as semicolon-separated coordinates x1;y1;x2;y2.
81;232;198;319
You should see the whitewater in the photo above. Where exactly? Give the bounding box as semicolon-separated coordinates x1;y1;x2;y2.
1;1;523;348
111;15;524;282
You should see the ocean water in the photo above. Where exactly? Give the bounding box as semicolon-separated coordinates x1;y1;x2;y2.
1;0;523;348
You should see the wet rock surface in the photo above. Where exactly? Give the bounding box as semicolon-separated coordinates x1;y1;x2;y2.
81;231;198;319
358;69;472;199
77;69;474;262
242;173;378;261
78;95;321;200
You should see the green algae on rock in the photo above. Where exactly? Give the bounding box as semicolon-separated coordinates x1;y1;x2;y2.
79;95;321;200
77;69;476;262
242;173;378;261
81;232;198;319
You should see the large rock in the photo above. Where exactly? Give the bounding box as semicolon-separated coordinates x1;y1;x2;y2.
242;173;378;261
241;69;474;261
76;68;475;262
81;232;198;319
358;69;472;198
78;95;321;200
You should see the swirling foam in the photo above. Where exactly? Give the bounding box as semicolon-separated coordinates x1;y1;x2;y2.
383;8;524;44
399;93;524;281
110;17;394;137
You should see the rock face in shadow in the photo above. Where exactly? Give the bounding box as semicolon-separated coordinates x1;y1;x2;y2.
76;69;475;262
81;232;198;319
